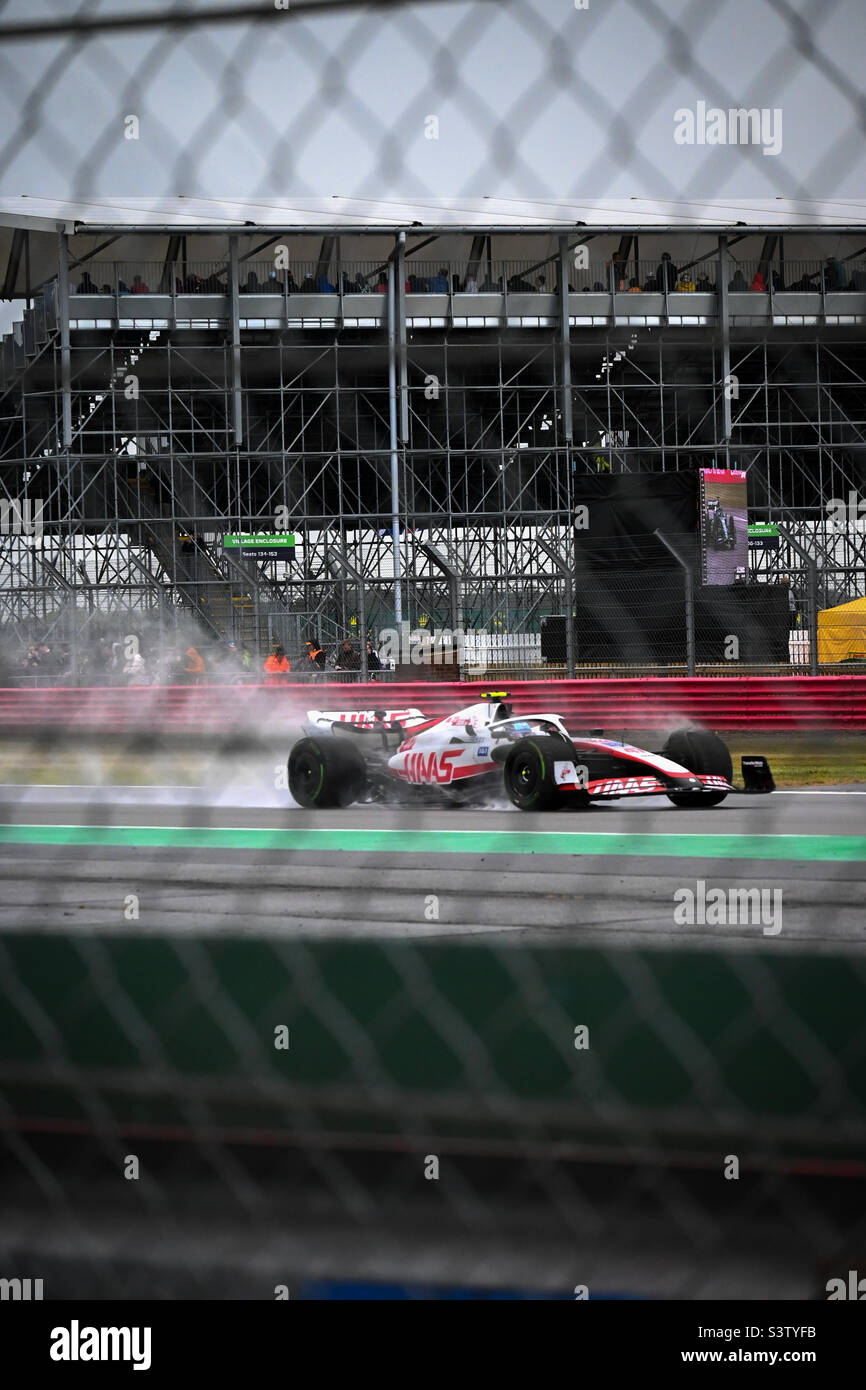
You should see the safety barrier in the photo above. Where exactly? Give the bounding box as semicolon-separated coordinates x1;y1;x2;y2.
0;676;864;734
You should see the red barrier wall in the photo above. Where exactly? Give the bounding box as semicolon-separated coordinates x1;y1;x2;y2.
0;677;863;733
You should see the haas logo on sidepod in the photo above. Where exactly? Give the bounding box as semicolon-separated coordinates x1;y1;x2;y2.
404;749;462;784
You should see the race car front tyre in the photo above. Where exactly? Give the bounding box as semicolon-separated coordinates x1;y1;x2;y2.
504;736;570;811
662;728;732;808
288;736;367;809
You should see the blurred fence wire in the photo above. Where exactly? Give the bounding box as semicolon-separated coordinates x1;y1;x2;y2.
1;0;865;1305
0;0;864;199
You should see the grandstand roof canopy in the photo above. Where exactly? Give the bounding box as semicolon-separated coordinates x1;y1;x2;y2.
2;195;866;234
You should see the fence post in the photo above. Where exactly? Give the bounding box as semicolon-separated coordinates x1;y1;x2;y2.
654;530;695;676
778;527;819;674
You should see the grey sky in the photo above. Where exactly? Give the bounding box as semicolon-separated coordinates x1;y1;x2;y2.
0;0;864;202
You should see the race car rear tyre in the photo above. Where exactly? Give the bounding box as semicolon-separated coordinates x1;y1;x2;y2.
662;728;732;808
504;736;570;811
288;736;367;809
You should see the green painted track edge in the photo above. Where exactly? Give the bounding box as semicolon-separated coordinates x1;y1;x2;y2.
1;823;865;861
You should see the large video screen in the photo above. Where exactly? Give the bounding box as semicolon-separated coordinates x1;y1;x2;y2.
699;468;748;584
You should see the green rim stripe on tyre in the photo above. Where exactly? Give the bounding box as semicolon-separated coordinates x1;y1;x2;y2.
310;747;325;802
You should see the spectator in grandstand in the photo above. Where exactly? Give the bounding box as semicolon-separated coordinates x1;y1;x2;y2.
824;256;848;291
771;269;785;292
849;266;866;291
508;271;535;292
728;268;748;291
184;645;206;684
750;269;768;292
628;277;642;292
366;639;383;674
267;270;283;292
301;274;316;293
534;275;548;292
182;273;201;293
76;271;98;294
607;252;629;291
263;645;291;684
375;274;388;293
241;272;261;293
464;274;479;293
131;274;150;294
429;268;449;293
341;271;361;293
655;252;678;293
696;272;714;293
316;272;337;293
334;638;361;672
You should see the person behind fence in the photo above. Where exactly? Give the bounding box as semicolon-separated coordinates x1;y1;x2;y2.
264;645;291;684
304;638;326;673
825;256;848;291
123;648;146;684
184;644;206;684
334;638;360;672
366;639;383;674
607;251;629;291
655;251;678;292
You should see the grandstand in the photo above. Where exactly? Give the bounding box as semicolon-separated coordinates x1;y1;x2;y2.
1;197;865;676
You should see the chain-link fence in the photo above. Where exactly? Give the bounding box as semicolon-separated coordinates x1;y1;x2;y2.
0;0;865;200
1;0;866;1305
4;546;864;684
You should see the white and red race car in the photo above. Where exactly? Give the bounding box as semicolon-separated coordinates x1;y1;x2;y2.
287;694;774;811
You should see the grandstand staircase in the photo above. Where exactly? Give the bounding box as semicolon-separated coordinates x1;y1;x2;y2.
116;466;271;651
22;324;279;653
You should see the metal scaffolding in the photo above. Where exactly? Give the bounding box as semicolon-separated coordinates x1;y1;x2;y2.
1;225;865;677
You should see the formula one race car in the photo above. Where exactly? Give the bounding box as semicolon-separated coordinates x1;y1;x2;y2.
705;496;738;549
286;694;774;811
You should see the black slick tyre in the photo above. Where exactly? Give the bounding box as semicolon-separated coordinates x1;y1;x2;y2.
288;736;367;809
504;735;571;811
662;728;732;808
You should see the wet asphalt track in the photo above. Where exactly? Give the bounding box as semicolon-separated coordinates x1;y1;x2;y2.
0;788;864;946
